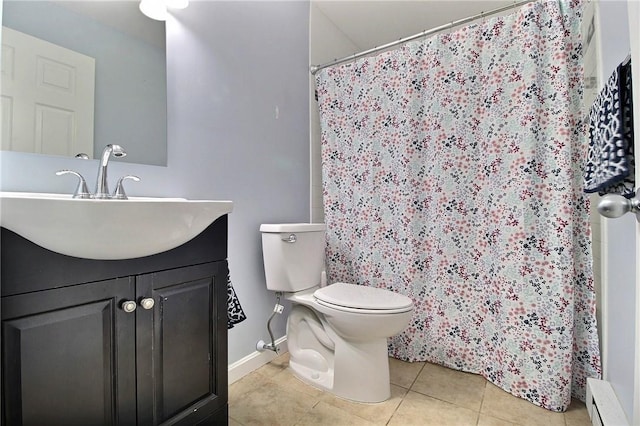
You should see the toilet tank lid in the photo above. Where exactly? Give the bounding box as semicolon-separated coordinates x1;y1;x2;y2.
260;223;326;233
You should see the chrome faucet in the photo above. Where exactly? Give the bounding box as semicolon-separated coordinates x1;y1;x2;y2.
95;144;126;199
56;170;93;199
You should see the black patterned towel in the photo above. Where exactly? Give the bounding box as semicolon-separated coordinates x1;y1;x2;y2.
584;57;634;198
227;275;247;329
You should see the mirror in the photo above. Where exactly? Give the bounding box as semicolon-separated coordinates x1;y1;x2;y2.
1;0;167;166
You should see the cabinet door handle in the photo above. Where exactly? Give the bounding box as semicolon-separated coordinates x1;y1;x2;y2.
140;297;155;310
121;300;137;313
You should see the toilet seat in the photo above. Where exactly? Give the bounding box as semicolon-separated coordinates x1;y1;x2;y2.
313;282;413;314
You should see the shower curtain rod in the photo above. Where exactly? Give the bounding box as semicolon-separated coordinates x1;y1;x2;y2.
309;0;535;75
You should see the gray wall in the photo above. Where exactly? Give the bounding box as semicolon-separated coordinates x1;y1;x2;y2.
166;1;310;363
0;0;310;365
598;1;636;421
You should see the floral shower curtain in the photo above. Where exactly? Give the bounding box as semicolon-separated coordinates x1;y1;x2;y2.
315;0;600;412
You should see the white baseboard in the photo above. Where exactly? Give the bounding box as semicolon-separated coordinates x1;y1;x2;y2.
586;378;629;425
228;336;288;384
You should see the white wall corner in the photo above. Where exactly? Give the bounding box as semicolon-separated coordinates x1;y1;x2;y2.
228;336;288;385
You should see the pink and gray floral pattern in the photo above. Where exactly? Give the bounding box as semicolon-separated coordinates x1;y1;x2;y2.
316;0;600;412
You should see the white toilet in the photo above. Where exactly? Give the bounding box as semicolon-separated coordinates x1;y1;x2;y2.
260;223;414;403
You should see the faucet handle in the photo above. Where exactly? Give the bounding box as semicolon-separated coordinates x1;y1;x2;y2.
113;175;140;200
56;170;93;199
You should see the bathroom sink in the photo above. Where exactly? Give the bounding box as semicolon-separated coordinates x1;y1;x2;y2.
0;192;233;260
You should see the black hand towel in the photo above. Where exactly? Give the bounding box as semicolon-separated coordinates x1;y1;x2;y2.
584;57;634;198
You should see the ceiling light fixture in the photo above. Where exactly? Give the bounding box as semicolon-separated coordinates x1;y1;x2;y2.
140;0;189;21
166;0;189;10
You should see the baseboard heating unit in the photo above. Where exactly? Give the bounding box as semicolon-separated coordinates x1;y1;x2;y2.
586;378;629;426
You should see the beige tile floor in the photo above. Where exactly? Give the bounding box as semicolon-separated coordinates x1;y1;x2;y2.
229;353;592;426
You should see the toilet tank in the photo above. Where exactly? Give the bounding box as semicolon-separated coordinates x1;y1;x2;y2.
260;223;326;292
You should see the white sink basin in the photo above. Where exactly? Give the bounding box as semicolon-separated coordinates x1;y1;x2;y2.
0;192;233;260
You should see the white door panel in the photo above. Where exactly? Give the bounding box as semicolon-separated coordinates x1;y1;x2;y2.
1;26;95;157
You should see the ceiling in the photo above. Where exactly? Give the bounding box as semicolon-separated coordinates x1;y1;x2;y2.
54;0;522;58
313;0;519;51
55;1;165;48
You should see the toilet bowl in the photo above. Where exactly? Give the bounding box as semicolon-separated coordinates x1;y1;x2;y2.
286;283;413;402
260;223;414;403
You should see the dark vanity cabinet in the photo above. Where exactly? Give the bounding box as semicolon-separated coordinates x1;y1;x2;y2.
0;217;229;426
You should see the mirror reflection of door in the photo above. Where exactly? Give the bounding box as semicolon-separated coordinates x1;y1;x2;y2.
1;26;95;157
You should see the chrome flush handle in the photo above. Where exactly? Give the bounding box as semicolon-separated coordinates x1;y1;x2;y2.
282;234;297;243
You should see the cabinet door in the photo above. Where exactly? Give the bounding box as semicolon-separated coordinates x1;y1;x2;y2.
136;262;228;425
1;277;137;426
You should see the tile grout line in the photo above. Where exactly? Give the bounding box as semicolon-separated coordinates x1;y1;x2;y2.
408;362;427;390
384;361;426;425
384;387;409;426
475;381;488;426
